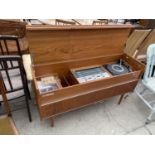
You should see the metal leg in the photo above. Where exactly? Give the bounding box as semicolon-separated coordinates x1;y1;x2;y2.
118;94;125;104
21;70;32;122
51;117;54;127
145;110;155;124
140;87;147;95
25;96;32;122
146;110;155;124
1;90;12;116
23;69;31;100
23;75;32;122
145;119;150;124
26;81;31;100
24;85;32;122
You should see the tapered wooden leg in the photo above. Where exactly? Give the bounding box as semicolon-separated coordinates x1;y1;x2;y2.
0;79;11;116
118;94;124;104
8;112;12;117
1;91;11;116
3;99;11;116
51;117;54;127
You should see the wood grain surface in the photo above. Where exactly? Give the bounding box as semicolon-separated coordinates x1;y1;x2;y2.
27;26;132;64
30;25;145;122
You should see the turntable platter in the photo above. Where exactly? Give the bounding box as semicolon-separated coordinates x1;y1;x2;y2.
105;60;132;76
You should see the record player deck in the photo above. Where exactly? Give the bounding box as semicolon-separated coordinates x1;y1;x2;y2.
105;59;132;76
70;59;133;84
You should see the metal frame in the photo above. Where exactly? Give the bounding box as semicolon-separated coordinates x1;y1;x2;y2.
135;44;155;124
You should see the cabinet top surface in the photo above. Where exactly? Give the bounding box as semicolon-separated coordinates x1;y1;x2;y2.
26;24;134;31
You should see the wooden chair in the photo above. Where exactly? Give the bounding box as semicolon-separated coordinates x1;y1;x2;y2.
0;55;32;122
0;20;29;55
0;35;31;97
55;19;76;25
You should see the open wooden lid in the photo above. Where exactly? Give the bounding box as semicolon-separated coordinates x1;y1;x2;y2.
27;25;133;65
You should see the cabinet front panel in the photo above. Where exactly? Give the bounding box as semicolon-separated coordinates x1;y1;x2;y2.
39;80;138;119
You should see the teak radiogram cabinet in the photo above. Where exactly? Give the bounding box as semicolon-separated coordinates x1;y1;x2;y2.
27;25;145;126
